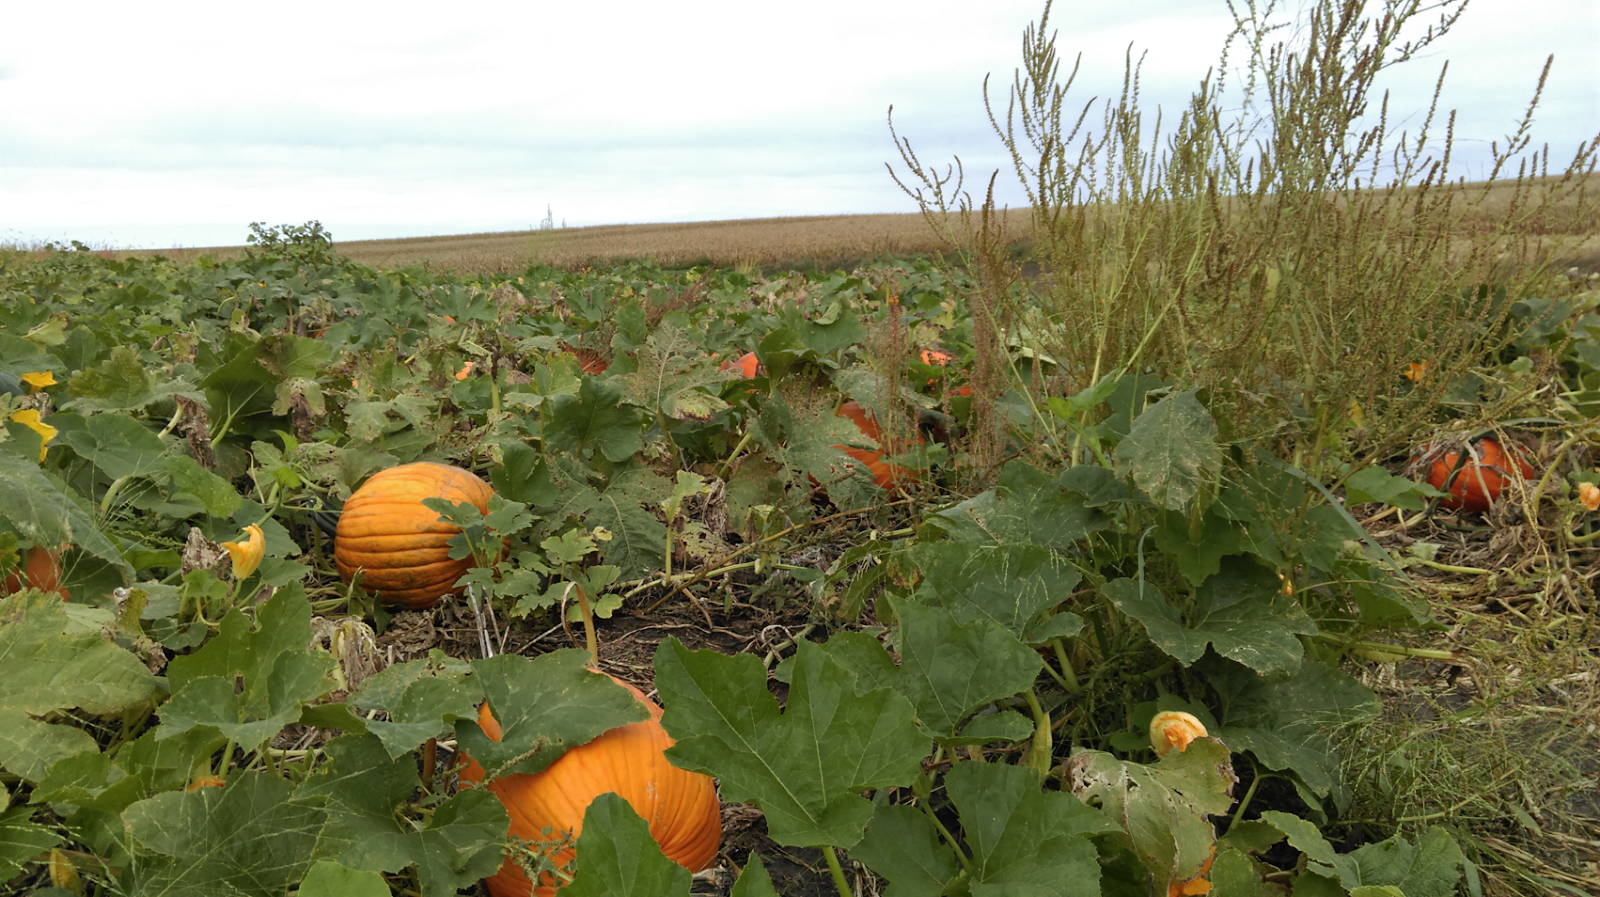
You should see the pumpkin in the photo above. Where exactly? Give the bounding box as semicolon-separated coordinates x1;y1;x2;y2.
833;400;921;491
720;351;762;379
458;676;721;897
334;462;495;609
1422;438;1533;513
1;543;67;599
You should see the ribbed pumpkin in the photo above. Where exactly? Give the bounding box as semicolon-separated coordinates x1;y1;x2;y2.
458;676;721;897
334;462;494;609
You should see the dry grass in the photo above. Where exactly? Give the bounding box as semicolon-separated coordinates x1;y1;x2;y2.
98;174;1595;278
124;210;1037;275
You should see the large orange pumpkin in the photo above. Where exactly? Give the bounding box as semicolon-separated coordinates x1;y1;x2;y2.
1;544;67;599
334;462;495;609
1422;438;1534;514
458;676;721;897
833;400;921;491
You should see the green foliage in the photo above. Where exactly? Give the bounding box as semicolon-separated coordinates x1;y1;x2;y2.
655;637;926;848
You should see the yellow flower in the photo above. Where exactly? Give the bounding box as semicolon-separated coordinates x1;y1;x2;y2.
21;371;57;393
221;524;265;580
8;408;58;461
1404;361;1429;383
1150;710;1208;758
1580;481;1600;512
455;360;475;381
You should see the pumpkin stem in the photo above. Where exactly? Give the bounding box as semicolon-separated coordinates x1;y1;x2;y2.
822;845;852;897
571;581;600;667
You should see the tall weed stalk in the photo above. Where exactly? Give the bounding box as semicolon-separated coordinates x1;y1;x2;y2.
892;0;1599;474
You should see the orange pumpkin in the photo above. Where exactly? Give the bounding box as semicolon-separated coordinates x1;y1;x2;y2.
1423;438;1534;514
334;462;495;609
1;544;67;599
720;352;761;379
833;400;921;490
458;676;721;897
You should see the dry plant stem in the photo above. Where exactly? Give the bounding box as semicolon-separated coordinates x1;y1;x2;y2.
642;500;912;613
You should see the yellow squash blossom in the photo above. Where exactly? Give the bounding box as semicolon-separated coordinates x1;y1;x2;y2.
455;360;475;381
1150;710;1209;758
1580;481;1600;512
21;371;57;393
8;408;58;461
1404;361;1429;383
221;524;265;579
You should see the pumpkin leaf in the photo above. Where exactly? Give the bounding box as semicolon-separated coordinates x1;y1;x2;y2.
562;792;695;897
616;323;734;422
546;377;647;463
0;592;157;782
348;659;482;758
158;589;336;755
1102;556;1317;679
123;769;325;897
1344;465;1442;511
298;734;509;897
492;441;558;505
0;452;130;576
851;805;960;897
453;651;648;780
296;860;391;897
1204;656;1379;798
911;541;1082;638
0;805;63;881
730;854;780;897
817;599;1042;744
855;762;1109;897
1112;388;1221;511
924;460;1110;551
62;345;194;413
552;465;669;580
1066;739;1237;884
654;637;926;849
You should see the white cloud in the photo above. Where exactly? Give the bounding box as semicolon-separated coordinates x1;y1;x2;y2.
1;0;1593;248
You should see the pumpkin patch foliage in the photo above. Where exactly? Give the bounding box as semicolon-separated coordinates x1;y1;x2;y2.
3;0;1598;892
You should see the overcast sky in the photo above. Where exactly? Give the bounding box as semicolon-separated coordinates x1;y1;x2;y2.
2;0;1595;250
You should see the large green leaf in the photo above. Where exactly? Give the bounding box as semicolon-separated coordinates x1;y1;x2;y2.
0;592;156;782
855;762;1110;897
158;590;335;755
546;377;647;463
297;860;391;897
1252;812;1465;895
63;345;193;413
616;323;733;421
0;805;61;880
52;411;169;481
1102;557;1317;679
0;453;129;574
1112;388;1220;511
925;460;1110;551
562;792;695;897
1204;656;1379;798
654;638;926;848
912;541;1083;638
348;658;481;758
1066;739;1237;884
818;599;1042;743
552;465;669;580
452;651;647;780
298;734;508;897
123;769;325;897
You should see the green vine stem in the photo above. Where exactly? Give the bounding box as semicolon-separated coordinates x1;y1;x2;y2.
569;581;600;667
1023;688;1053;779
1049;638;1082;695
922;799;975;874
821;845;852;897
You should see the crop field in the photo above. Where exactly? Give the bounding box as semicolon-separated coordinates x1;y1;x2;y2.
3;1;1599;896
